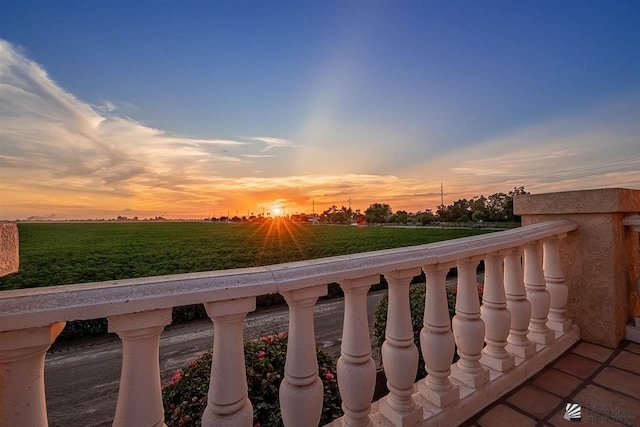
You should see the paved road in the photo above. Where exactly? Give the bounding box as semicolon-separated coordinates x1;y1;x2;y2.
44;291;387;427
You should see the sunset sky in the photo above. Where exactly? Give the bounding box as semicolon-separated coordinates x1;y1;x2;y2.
1;1;639;220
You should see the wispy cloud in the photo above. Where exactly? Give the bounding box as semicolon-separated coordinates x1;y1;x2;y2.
243;154;277;159
0;39;302;218
405;92;640;200
94;100;117;113
248;136;295;152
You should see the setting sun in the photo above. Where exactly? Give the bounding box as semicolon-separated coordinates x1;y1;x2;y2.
273;208;281;215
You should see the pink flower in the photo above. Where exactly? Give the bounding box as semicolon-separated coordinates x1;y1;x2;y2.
277;332;287;340
261;335;275;343
178;417;187;427
254;423;262;427
257;350;266;359
169;370;183;385
324;372;335;381
190;355;201;367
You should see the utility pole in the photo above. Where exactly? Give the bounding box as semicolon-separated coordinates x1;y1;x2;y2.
440;183;444;207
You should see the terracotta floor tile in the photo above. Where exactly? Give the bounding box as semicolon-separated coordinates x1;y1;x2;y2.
572;341;615;362
554;353;601;379
611;351;640;375
477;404;537;427
533;368;584;398
506;385;562;419
593;367;640;399
624;342;640;355
549;407;628;427
574;384;640;426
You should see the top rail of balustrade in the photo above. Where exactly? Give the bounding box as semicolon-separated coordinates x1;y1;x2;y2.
0;220;576;332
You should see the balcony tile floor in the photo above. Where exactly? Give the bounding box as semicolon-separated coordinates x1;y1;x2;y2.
462;340;640;427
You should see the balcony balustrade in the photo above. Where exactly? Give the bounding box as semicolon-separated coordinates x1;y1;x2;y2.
0;187;638;427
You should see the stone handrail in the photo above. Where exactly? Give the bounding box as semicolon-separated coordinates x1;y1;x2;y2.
0;219;579;427
0;220;575;331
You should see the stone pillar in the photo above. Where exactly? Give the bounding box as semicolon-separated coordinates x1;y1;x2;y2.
379;268;422;427
504;249;536;359
450;259;489;388
515;188;640;348
279;285;327;427
108;309;173;427
544;236;573;333
337;276;378;427
202;297;256;427
524;242;555;345
480;252;515;372
0;323;65;427
418;265;458;408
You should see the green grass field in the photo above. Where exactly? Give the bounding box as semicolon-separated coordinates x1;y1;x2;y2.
0;221;493;291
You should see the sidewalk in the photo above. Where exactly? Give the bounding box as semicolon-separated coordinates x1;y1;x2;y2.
462;340;640;427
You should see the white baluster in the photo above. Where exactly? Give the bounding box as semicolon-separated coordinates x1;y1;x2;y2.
338;276;378;427
480;252;515;372
418;265;459;408
524;242;555;345
108;309;172;427
202;297;256;427
280;285;327;427
544;236;572;333
379;268;422;427
504;249;536;359
0;322;65;427
451;259;489;388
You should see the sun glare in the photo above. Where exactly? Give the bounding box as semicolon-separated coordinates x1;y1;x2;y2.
273;207;281;215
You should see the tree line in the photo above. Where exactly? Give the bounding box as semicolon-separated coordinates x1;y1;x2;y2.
291;187;528;225
204;187;528;225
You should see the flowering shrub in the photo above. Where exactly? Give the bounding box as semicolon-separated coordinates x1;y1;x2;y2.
373;282;483;380
162;332;343;427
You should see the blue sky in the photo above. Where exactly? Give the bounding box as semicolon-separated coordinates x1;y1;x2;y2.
0;1;638;219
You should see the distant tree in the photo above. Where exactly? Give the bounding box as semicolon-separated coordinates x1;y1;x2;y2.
320;205;352;224
365;203;392;224
416;209;436;225
436;187;528;223
471;210;486;222
390;210;409;224
436;205;451;222
486;192;507;221
505;186;529;222
450;199;472;222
